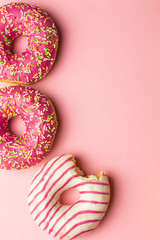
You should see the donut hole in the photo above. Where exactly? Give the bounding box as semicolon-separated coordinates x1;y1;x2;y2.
60;188;80;205
8;116;26;136
12;36;28;54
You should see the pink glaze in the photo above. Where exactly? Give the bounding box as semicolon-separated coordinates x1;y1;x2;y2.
0;85;58;170
0;2;58;84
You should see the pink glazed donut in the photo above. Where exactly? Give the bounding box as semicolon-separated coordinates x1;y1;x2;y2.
0;85;58;170
0;2;58;84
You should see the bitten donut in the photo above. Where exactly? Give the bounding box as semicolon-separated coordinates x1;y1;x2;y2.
0;85;57;170
28;154;110;239
0;2;58;84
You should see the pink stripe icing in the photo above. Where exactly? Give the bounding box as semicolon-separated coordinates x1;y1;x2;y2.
33;174;79;221
30;155;64;188
72;181;109;188
43;198;108;232
79;191;110;195
70;228;95;240
53;210;104;237
31;166;76;215
60;219;100;239
29;156;72;205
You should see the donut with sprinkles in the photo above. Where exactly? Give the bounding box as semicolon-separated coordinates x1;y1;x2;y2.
0;2;58;84
28;154;110;239
0;85;58;170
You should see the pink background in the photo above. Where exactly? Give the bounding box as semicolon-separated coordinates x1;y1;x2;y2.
0;0;160;239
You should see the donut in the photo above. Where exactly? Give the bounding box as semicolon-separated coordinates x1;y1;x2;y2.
28;154;110;239
0;2;58;84
0;85;57;170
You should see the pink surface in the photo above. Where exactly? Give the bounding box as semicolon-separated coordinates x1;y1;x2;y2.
0;0;160;239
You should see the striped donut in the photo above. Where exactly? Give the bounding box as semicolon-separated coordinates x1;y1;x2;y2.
28;154;110;239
